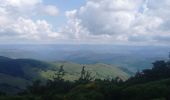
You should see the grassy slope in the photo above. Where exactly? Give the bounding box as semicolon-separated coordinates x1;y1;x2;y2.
41;62;130;81
0;57;130;93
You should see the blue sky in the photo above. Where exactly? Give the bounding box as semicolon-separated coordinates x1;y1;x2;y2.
44;0;86;10
0;0;170;45
42;0;86;27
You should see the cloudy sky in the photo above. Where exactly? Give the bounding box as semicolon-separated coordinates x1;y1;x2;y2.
0;0;170;45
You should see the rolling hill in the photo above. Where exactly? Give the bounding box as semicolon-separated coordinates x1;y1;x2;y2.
42;62;130;81
0;56;130;94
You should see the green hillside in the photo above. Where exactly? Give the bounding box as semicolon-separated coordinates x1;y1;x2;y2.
41;62;130;81
0;56;130;94
40;62;129;80
1;56;170;100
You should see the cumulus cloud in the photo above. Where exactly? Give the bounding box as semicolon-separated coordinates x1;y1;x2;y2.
65;0;145;36
5;0;42;7
0;0;61;42
0;17;61;40
0;0;170;44
1;0;59;16
62;0;170;44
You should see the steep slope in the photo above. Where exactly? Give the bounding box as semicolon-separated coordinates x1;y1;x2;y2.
0;56;53;79
0;56;53;93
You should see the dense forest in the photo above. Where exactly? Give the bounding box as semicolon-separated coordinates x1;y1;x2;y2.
1;57;170;100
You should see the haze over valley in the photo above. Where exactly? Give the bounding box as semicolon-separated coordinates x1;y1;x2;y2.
0;44;169;72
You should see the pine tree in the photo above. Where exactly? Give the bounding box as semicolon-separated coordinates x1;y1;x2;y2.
53;65;65;80
79;66;94;82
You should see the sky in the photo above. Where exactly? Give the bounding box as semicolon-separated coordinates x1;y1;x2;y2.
0;0;170;45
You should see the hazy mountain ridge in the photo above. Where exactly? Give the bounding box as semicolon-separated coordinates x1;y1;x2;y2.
0;44;169;72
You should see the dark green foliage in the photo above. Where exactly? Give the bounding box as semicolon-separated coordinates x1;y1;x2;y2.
0;57;52;78
0;56;130;94
53;65;65;80
2;54;170;100
122;79;170;100
27;80;46;95
0;91;6;96
0;95;41;100
76;66;94;84
127;60;170;84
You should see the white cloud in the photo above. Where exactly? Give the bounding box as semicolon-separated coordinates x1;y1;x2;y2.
0;0;170;45
5;0;42;8
61;0;170;45
0;0;61;43
76;0;144;35
0;17;61;40
43;5;59;16
0;0;59;17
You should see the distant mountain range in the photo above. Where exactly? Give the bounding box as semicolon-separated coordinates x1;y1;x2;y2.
0;56;130;94
0;44;170;72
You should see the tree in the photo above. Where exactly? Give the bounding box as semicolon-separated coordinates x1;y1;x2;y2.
27;80;45;95
53;65;65;80
77;66;94;84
